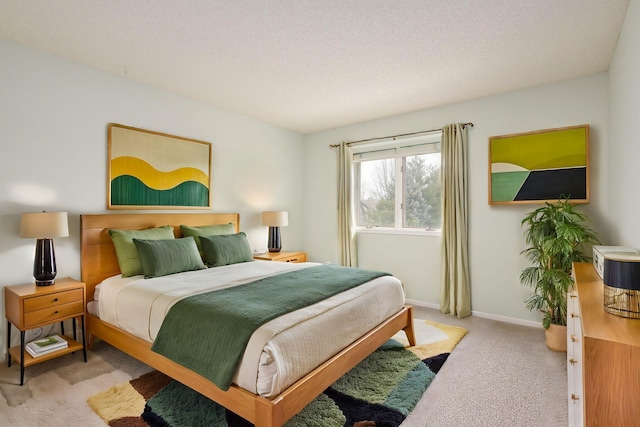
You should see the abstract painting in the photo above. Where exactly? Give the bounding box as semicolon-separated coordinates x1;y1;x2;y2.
489;124;589;205
108;124;211;209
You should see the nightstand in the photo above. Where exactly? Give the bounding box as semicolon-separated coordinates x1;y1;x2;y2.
5;277;87;385
253;251;307;263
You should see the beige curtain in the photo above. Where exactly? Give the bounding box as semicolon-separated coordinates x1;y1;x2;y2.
440;124;471;318
337;142;357;267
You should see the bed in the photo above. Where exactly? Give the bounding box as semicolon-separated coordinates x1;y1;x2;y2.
80;213;416;427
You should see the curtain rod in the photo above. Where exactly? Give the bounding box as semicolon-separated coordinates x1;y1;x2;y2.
329;122;474;148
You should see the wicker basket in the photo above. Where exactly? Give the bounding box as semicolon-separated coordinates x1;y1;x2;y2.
545;323;567;352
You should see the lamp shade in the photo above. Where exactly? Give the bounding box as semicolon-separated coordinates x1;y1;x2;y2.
262;211;289;227
20;212;69;238
604;256;640;291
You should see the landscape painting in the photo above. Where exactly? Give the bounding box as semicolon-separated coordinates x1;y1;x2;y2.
489;124;589;205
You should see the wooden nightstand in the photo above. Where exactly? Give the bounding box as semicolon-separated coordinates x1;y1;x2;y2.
253;251;307;263
5;277;87;385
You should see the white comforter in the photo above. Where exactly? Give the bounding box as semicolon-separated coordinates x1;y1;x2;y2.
95;261;405;397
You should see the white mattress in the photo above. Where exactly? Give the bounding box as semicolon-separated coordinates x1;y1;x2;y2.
94;261;405;397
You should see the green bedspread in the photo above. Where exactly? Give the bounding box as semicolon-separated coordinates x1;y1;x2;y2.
150;264;391;390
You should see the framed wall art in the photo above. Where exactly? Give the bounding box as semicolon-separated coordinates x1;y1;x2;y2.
108;123;212;209
488;124;589;205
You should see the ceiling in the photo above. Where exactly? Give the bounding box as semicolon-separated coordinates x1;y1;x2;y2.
0;0;630;134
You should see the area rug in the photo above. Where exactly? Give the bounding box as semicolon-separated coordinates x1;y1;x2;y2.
87;320;467;427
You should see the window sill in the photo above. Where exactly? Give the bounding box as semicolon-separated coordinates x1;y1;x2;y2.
355;227;441;237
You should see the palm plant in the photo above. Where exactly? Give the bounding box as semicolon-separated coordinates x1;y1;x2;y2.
520;197;599;329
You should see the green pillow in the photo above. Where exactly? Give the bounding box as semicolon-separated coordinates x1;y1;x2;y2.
108;226;175;277
133;237;206;278
200;232;254;267
180;223;236;256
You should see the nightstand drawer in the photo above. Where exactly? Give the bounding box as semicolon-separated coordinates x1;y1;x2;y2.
24;301;84;327
284;254;306;263
254;251;307;263
24;289;83;312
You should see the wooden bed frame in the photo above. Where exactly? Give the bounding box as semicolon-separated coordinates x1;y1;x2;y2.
80;213;416;427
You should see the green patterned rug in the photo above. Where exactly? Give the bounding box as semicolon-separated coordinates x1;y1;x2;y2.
88;321;467;426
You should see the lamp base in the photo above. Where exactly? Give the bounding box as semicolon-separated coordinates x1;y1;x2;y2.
604;284;640;318
33;238;57;287
267;226;282;253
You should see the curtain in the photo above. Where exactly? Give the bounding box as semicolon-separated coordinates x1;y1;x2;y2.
337;142;357;267
440;123;471;318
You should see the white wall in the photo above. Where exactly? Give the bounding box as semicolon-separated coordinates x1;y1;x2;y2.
303;73;609;324
609;0;640;247
0;39;305;346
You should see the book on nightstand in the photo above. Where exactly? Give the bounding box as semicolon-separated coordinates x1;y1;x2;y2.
25;335;68;357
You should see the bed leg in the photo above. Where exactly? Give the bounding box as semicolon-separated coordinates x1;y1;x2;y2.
403;306;417;346
255;396;284;427
87;333;95;351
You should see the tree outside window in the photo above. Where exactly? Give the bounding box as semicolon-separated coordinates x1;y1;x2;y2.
354;139;441;231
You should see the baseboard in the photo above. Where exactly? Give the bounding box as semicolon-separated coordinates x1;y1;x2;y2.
406;299;440;310
405;298;542;329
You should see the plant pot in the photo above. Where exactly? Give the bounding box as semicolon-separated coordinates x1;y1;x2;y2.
545;323;567;352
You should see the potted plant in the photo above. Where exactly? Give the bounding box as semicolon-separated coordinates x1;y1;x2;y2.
520;196;599;351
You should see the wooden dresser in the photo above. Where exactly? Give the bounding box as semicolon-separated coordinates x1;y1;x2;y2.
568;263;640;426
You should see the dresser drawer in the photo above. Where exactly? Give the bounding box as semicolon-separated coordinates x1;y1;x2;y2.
23;289;83;312
24;301;84;327
567;287;584;426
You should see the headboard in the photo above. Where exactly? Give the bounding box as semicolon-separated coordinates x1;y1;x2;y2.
80;213;240;301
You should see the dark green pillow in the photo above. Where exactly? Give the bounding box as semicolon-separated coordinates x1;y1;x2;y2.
180;223;236;256
132;237;206;278
200;232;254;267
108;226;175;277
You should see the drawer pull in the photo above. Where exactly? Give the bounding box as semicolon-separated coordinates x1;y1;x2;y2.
571;313;579;318
570;335;578;342
286;258;298;262
54;310;59;314
53;298;58;302
571;393;580;401
569;358;578;365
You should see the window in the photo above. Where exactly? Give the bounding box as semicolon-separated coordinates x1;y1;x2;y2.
353;133;441;232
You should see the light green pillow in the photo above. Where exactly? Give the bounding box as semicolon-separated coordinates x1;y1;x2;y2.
133;237;206;278
200;232;254;267
108;226;175;277
180;223;236;256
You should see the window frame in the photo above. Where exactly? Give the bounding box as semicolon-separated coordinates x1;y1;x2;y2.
351;132;442;236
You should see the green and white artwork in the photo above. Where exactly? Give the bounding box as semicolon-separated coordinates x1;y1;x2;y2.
108;124;211;209
489;125;589;204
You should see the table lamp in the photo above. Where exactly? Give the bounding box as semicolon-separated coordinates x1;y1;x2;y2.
262;211;288;253
603;254;640;318
20;211;69;286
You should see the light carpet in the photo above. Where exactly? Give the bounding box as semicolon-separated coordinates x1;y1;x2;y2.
87;320;467;426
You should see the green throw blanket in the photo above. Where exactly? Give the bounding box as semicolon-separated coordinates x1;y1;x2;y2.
151;264;391;390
